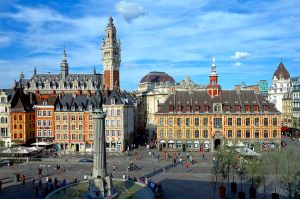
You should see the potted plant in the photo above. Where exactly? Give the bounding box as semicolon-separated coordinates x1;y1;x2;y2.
237;157;247;199
217;149;227;198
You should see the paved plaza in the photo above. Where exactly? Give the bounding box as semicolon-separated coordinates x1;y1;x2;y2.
0;145;296;199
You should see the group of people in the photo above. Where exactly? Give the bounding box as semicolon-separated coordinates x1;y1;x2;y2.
148;179;163;199
32;175;67;199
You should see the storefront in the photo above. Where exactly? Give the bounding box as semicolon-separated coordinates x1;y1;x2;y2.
176;140;182;149
194;140;200;151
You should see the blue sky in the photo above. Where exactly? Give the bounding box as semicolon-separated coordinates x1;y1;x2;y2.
0;0;299;91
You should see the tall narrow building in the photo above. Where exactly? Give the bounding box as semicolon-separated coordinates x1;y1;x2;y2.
102;16;121;90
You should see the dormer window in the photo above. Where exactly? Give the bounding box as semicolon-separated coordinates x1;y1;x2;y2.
71;106;75;111
78;106;82;111
111;98;115;105
56;106;60;111
235;105;241;112
213;103;222;113
88;105;93;111
225;106;230;112
204;105;208;112
177;106;182;112
194;105;200;112
245;105;250;112
263;105;268;112
63;106;67;111
254;105;259;112
187;106;191;112
169;105;173;112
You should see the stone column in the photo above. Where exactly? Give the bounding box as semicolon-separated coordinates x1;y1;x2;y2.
92;111;107;178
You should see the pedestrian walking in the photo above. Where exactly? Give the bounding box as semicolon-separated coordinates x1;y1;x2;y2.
113;165;116;172
46;176;49;182
163;167;166;173
157;154;160;161
187;152;190;159
22;174;26;185
173;157;176;166
202;153;205;160
32;177;35;185
179;157;182;165
190;155;193;165
38;179;42;188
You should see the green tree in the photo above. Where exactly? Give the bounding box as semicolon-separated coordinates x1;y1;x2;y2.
280;149;300;199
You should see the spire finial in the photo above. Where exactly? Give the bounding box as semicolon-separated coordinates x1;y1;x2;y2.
93;66;96;75
280;57;283;63
34;66;37;75
210;57;217;76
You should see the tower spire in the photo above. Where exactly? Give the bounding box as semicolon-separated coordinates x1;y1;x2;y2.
102;16;121;90
207;57;221;97
61;48;69;79
210;57;217;76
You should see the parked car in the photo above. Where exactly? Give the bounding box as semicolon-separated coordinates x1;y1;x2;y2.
79;159;93;163
0;159;13;166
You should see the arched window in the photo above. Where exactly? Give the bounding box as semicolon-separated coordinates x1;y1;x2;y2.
0;117;4;123
107;33;110;38
19;124;22;129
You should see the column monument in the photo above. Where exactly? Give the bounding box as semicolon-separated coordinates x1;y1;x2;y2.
84;88;117;199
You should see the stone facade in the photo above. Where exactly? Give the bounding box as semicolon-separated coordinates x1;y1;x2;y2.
282;93;293;127
268;62;291;113
18;49;102;96
155;59;281;152
0;89;13;147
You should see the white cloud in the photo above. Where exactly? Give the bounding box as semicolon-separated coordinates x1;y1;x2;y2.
115;1;145;22
235;62;242;67
232;51;250;60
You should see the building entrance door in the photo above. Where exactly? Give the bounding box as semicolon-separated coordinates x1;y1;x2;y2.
214;139;221;150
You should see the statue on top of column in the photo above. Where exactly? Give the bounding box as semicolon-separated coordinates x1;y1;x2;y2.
95;88;103;111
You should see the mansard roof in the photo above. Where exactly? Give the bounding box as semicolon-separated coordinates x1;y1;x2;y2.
157;90;279;114
53;89;138;111
36;95;58;106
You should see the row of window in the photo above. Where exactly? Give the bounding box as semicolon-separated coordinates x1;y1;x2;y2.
37;129;53;137
37;120;52;127
169;104;269;113
56;124;90;131
160;117;278;127
105;120;122;127
13;114;34;121
56;114;86;121
56;133;93;140
37;110;52;117
105;130;122;137
159;129;278;139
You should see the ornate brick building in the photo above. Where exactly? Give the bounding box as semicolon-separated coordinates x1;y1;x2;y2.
102;16;121;90
155;59;281;152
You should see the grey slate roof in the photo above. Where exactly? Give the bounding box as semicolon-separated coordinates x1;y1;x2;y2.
157;90;280;114
54;90;138;111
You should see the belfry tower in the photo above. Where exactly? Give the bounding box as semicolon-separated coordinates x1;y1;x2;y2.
207;57;221;97
102;16;121;90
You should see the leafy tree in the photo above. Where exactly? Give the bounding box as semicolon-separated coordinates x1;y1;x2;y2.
280;149;300;199
245;157;263;189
